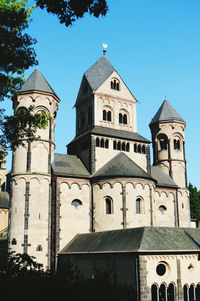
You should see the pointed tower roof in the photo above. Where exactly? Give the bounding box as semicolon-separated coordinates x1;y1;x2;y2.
19;69;59;99
150;100;185;125
84;55;115;91
92;152;155;181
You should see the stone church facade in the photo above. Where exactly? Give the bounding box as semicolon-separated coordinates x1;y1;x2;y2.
7;54;200;300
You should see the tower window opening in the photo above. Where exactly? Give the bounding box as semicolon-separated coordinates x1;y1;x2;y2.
159;205;167;214
113;140;117;150
117;141;121;150
122;142;126;151
126;143;130;152
105;139;109;149
103;109;112;122
174;139;180;150
119;112;128;125
111;78;120;91
142;145;146;154
100;138;105;148
96;138;100;147
160;138;168;150
134;143;137;153
138;144;141;153
105;197;113;214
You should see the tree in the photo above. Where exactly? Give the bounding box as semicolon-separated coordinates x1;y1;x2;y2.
35;0;108;27
188;183;200;219
0;0;108;158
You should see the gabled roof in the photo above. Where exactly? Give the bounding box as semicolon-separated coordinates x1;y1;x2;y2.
52;153;90;178
19;69;59;99
92;152;154;181
150;100;185;125
60;227;200;254
151;166;178;188
84;56;115;91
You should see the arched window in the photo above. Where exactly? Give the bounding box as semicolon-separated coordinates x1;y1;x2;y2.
105;197;113;214
159;284;167;301
151;284;158;301
196;284;200;300
117;141;121;150
138;144;141;153
103;110;107;121
119;111;129;125
174;139;180;150
105;139;109;149
167;283;175;301
102;108;112;122
71;199;82;209
183;285;189;301
113;140;117;150
189;285;195;301
158;135;168;150
111;78;120;91
96;138;100;147
136;198;141;214
107;111;111;122
126;143;130;152
159;205;167;214
123;114;127;125
119;113;122;124
100;138;104;148
122;142;126;151
142;145;146;154
134;143;137;153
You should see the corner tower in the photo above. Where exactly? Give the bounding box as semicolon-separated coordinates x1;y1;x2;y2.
8;69;60;269
149;99;187;188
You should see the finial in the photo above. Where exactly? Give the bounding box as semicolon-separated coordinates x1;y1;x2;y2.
103;43;108;56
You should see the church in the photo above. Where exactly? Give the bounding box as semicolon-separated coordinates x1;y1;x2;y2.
6;52;200;300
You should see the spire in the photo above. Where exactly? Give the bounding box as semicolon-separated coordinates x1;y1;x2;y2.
18;69;59;99
150;99;185;125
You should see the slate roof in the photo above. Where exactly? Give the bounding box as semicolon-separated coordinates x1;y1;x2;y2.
84;56;115;91
150;100;185;125
19;69;59;99
60;227;200;254
0;192;9;209
151;166;178;188
52;154;90;178
92;152;155;181
68;126;150;144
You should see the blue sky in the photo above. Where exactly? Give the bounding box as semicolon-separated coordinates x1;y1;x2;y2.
4;0;200;189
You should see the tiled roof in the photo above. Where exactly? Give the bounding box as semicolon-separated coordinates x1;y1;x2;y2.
52;153;90;178
151;166;178;188
60;227;200;253
92;152;154;180
150;100;185;125
19;69;59;99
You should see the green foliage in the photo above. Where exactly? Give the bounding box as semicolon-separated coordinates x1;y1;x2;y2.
0;0;38;101
188;183;200;219
35;0;108;27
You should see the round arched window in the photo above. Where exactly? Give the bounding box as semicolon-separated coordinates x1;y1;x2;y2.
159;205;167;214
71;199;82;209
156;263;166;276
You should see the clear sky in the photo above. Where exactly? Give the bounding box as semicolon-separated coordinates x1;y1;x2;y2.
4;0;200;189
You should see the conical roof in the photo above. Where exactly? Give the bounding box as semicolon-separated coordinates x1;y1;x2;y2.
92;152;154;181
19;69;59;99
150;100;185;125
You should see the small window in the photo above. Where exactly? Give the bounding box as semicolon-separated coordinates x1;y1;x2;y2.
142;145;146;154
103;109;112;122
113;140;117;150
103;110;107;121
174;139;180;150
105;197;113;214
96;138;100;147
156;263;166;276
111;78;120;91
119;113;122;123
11;238;17;245
105;139;109;149
36;245;42;251
134;143;137;153
159;205;167;214
100;138;104;148
119;112;128;125
71;199;82;209
136;198;141;214
122;142;126;151
107;111;111;122
138;144;141;153
159;138;168;150
117;141;121;150
126;143;130;152
123;114;127;125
